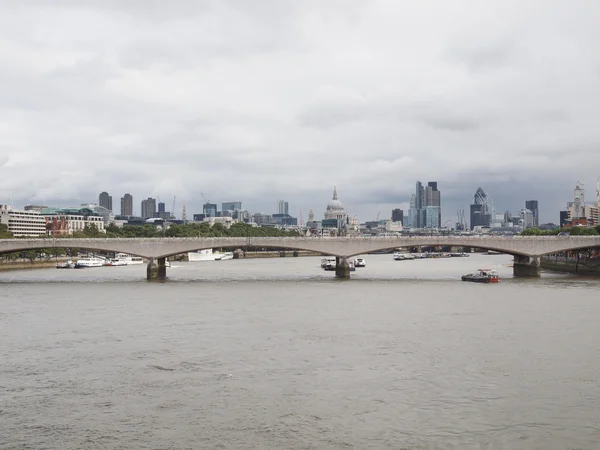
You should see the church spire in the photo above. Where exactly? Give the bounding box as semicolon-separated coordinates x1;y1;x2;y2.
333;186;338;200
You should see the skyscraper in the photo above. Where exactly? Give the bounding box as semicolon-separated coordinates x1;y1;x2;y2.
99;192;112;212
203;203;217;218
158;202;165;213
277;200;289;215
409;181;441;228
424;181;441;228
222;201;242;212
120;193;133;216
391;209;403;223
141;197;157;219
525;200;539;227
470;187;491;229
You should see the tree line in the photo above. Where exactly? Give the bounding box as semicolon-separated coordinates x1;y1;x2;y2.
520;225;600;236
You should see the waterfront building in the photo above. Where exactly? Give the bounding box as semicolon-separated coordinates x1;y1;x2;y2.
41;207;105;236
121;193;133;216
0;204;46;237
141;198;157;219
99;192;112;212
470;187;491;230
525;200;539;227
277;200;289;216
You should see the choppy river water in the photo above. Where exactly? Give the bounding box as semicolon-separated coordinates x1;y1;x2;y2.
1;254;599;449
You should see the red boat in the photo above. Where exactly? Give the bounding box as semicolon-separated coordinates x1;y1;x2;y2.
461;269;499;283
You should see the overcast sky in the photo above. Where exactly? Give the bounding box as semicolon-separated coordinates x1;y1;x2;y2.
1;0;599;225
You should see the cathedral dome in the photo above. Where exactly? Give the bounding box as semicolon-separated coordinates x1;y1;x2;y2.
326;187;344;211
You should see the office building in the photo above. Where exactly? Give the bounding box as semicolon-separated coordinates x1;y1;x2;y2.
408;181;441;228
470;187;491;229
391;209;403;223
121;193;133;216
99;191;112;212
222;201;242;212
520;209;534;229
424;181;441;228
277;200;289;216
559;210;568;228
42;207;105;236
0;204;46;237
203;203;218;218
141;197;157;219
252;213;273;225
23;205;48;211
525;200;539;227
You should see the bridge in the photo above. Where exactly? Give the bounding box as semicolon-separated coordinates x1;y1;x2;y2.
2;235;600;279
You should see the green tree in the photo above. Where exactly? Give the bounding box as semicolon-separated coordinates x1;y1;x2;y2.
0;223;13;238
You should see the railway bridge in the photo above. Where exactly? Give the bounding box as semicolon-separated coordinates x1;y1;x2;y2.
2;235;600;279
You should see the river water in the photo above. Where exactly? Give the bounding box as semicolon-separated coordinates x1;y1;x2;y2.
1;254;599;449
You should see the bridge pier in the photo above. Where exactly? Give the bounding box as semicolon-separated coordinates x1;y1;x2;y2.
513;255;540;277
147;257;167;281
335;257;350;279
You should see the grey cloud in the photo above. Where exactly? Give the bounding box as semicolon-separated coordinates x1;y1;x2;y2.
1;1;600;225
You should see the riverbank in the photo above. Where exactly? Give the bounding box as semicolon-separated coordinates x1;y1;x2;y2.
541;257;600;275
0;258;70;272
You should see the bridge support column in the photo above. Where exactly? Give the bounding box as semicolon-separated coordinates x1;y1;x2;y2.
335;257;350;279
513;255;540;277
147;257;167;281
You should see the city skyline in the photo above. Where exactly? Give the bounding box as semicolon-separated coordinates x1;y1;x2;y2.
1;2;600;224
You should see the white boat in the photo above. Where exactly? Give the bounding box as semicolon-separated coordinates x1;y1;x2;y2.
354;257;366;267
321;256;336;268
56;260;75;269
107;259;127;266
393;252;414;261
113;253;144;265
188;249;231;261
75;257;105;268
217;252;234;261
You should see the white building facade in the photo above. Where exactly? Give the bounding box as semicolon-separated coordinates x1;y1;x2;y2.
0;204;47;237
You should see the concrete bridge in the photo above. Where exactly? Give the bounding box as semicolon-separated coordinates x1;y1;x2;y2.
2;235;600;279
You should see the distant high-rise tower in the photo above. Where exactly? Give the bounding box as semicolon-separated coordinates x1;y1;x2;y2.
596;178;600;207
308;209;315;222
182;203;187;222
99;192;112;212
573;182;585;218
120;193;133;216
470;187;491;229
525;200;539;227
203;203;217;218
392;209;403;223
141;197;157;219
424;181;441;228
277;200;289;215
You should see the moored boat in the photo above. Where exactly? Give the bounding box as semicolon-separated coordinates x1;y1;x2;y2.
75;257;105;268
321;256;336;268
461;269;499;283
354;257;366;267
393;252;414;261
113;253;143;265
56;260;75;269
